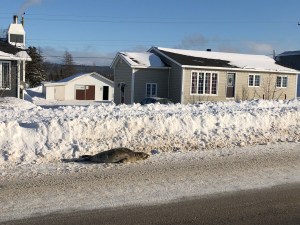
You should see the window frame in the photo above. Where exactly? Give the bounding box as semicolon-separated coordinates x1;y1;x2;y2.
248;74;261;87
146;83;157;97
276;75;288;88
0;61;11;90
190;71;218;96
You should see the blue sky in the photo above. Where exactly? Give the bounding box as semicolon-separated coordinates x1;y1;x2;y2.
1;0;300;65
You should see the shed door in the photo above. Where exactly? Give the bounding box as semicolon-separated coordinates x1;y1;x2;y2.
76;85;95;100
226;73;235;98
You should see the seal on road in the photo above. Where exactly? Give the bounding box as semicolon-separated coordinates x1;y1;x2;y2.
80;147;150;163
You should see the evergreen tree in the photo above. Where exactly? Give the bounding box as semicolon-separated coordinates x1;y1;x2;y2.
61;50;76;78
26;46;46;87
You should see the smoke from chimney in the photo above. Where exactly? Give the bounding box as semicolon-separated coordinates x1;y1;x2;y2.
18;0;42;15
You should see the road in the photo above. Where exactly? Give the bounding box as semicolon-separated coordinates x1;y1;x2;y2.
2;183;300;225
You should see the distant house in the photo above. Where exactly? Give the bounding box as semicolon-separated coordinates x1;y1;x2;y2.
43;72;114;101
111;47;299;104
275;51;300;97
0;15;31;99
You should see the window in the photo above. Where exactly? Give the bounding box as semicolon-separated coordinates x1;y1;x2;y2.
0;62;10;89
10;34;24;44
191;71;218;95
146;83;157;97
276;76;288;88
249;74;260;87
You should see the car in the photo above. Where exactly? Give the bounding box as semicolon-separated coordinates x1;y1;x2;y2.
140;97;173;105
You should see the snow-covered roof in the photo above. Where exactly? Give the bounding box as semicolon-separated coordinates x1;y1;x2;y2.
154;47;299;74
111;52;169;69
44;72;114;87
0;40;31;61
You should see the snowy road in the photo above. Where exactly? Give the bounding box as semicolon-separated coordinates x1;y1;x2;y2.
1;142;300;223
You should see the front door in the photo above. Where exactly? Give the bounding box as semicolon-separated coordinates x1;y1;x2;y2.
226;73;235;98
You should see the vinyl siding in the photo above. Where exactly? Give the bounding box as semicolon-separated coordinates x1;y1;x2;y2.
133;68;169;103
150;50;183;103
183;68;298;103
114;58;133;104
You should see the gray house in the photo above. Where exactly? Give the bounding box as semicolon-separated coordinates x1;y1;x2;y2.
0;15;31;99
0;41;31;99
111;47;299;104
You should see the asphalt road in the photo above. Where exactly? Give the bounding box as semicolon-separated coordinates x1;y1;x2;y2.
2;183;300;225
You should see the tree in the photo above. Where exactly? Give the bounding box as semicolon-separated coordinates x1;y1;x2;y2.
26;46;46;87
61;50;75;78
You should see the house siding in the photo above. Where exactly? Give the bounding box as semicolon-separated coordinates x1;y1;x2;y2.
114;59;133;104
183;68;297;103
133;68;169;103
151;50;183;103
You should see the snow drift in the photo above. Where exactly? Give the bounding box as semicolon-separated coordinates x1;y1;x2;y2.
0;97;299;166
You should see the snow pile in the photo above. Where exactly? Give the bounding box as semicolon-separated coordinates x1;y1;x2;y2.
0;97;300;166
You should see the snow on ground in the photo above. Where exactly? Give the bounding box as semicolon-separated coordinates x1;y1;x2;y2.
0;90;300;222
1;93;300;170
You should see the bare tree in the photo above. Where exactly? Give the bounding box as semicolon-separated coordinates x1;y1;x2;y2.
258;74;284;100
61;50;75;78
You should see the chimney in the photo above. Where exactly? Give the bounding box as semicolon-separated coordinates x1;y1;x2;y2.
21;15;25;27
13;15;18;24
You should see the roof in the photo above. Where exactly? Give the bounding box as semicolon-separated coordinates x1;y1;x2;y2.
111;52;169;69
0;40;31;61
277;50;300;57
152;47;299;74
44;72;114;87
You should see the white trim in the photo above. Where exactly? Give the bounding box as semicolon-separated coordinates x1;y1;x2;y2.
181;69;184;103
131;69;136;104
0;61;11;90
275;75;288;88
296;74;299;98
248;74;261;87
181;65;299;75
190;71;219;96
145;83;158;97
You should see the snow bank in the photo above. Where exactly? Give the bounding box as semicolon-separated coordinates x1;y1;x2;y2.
0;97;300;167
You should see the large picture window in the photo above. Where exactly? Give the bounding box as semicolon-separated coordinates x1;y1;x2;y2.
146;83;157;97
191;71;218;95
276;76;288;88
0;62;11;89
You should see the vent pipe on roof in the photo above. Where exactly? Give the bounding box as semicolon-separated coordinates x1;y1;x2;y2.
206;49;212;52
21;15;25;27
13;15;18;24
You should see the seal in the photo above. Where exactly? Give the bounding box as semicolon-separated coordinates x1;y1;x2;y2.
80;147;150;163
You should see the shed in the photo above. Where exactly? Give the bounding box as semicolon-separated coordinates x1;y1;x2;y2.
43;72;114;101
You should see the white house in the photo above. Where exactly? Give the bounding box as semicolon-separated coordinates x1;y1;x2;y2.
43;72;114;101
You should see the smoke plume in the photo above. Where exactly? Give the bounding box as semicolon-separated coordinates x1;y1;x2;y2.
18;0;42;15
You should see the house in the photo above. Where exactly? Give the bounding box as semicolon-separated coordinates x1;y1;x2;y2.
111;47;299;104
0;15;31;99
275;51;300;97
43;72;114;101
0;41;31;99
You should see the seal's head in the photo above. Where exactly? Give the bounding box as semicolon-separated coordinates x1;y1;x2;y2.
135;152;150;160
